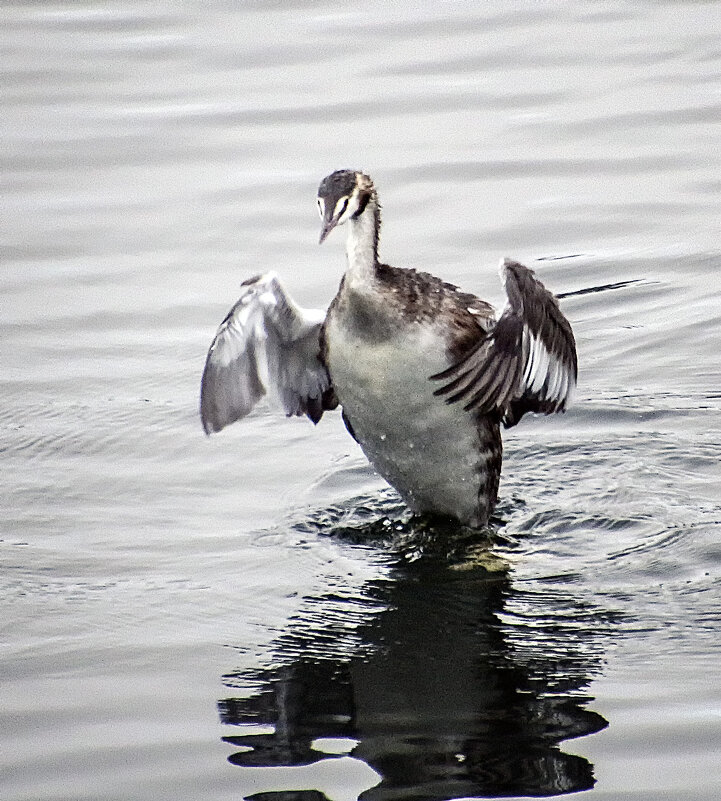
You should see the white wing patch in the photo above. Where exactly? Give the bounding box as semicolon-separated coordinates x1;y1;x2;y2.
523;328;572;406
200;272;332;434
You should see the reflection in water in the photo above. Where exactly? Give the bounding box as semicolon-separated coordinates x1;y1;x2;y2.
555;278;645;299
220;525;610;800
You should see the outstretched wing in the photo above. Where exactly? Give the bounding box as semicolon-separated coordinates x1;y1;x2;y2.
200;272;336;434
431;258;577;428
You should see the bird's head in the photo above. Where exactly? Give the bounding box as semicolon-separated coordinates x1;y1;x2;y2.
317;170;374;244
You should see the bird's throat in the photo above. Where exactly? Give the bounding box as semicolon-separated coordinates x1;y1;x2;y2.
345;201;379;289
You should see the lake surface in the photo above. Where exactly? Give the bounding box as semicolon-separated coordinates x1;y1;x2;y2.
2;2;720;800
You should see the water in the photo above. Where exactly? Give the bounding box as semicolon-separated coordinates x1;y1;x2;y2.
2;2;720;799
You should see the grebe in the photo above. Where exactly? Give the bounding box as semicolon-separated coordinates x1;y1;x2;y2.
200;170;577;527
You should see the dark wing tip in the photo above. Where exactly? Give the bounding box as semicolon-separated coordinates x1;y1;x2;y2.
303;386;339;425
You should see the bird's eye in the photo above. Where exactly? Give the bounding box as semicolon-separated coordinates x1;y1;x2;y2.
317;197;324;219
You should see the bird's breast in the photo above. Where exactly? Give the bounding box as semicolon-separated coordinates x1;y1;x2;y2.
324;309;498;524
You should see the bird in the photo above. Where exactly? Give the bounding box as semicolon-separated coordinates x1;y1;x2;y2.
200;170;577;528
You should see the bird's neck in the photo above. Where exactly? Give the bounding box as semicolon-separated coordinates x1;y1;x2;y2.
344;196;380;289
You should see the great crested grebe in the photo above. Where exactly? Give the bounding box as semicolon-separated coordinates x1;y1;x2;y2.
200;170;577;527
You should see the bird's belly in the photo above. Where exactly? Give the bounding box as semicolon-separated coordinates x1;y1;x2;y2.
326;322;499;526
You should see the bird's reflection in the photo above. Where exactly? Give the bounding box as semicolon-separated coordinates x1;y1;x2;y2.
220;517;611;800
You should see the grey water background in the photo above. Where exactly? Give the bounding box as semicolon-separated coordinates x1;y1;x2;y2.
2;2;720;799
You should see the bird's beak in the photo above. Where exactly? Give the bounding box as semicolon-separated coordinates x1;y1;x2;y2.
318;213;337;245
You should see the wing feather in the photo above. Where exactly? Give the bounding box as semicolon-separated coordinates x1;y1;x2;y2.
200;272;335;434
431;258;577;427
